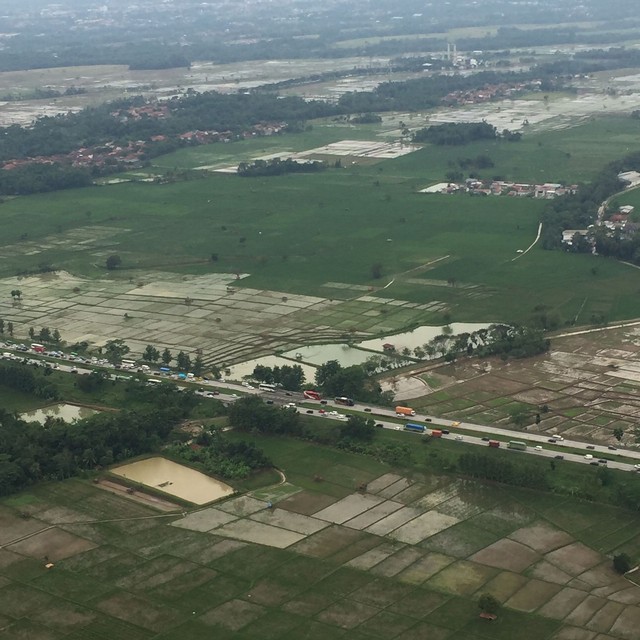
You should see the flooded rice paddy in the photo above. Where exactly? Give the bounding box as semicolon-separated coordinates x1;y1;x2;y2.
111;457;234;505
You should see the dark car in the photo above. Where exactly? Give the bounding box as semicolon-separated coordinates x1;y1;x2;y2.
598;459;608;464
554;455;564;460
306;410;314;414
481;437;490;442
376;423;384;428
608;446;617;451
320;400;328;405
425;418;432;422
547;438;557;443
285;392;292;397
364;408;372;412
265;400;274;405
442;429;450;435
589;461;599;466
586;445;595;450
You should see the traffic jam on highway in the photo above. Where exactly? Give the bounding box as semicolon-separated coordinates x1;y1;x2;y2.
4;342;640;473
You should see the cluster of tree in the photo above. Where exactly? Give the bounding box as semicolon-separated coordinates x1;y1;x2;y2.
0;363;59;401
251;364;305;391
0;163;92;196
337;70;546;114
455;154;495;170
168;427;271;480
315;360;392;405
0;404;191;495
0;86;87;102
229;395;301;436
27;327;61;344
237;158;325;178
339;415;376;442
350;113;383;124
0;320;14;337
592;227;640;265
413;122;500;146
540;150;640;250
416;324;550;363
458;452;549;490
0;93;336;167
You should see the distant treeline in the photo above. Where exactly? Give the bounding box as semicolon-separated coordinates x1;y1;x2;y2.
0;164;93;196
413;121;500;145
237;158;326;177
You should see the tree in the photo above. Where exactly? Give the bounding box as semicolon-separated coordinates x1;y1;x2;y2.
52;329;61;344
614;427;624;442
38;327;51;342
478;593;500;616
340;415;375;442
0;320;4;334
509;406;531;427
613;553;632;574
315;360;342;388
161;348;172;365
28;327;35;340
370;262;383;279
143;345;160;362
193;355;204;376
105;254;122;270
7;322;13;337
176;351;191;371
104;339;129;363
10;289;21;300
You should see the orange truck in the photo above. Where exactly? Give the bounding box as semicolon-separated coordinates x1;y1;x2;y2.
395;406;416;417
431;429;443;438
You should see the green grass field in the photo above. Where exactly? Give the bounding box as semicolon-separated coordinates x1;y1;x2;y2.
1;114;639;332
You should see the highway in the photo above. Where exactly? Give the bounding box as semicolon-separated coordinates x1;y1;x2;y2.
3;344;639;473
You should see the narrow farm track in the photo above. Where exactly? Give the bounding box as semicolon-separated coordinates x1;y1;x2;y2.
511;222;542;261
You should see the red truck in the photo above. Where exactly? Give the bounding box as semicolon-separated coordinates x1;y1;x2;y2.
431;429;443;438
488;440;500;448
303;390;322;401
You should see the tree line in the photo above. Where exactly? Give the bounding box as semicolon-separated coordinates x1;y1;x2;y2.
540;149;640;251
412;121;500;146
237;158;326;177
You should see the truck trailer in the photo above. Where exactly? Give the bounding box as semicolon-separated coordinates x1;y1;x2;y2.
431;429;443;438
488;440;500;448
395;406;416;417
508;440;527;451
404;423;426;433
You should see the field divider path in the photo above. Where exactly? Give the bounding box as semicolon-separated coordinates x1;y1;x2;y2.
0;513;179;551
511;222;542;261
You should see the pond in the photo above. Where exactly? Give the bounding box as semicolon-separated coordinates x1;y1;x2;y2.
231;322;497;375
280;344;373;367
357;322;493;353
111;457;234;505
20;403;100;425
